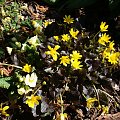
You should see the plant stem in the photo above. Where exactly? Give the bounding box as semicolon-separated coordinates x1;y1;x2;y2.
93;84;100;105
60;93;64;113
98;89;117;103
0;63;22;69
93;31;100;41
33;85;42;95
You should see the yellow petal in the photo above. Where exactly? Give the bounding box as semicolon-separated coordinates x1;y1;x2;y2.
48;45;52;50
54;45;60;50
3;106;9;111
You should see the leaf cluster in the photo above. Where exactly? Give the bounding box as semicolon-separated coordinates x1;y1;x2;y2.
0;77;11;89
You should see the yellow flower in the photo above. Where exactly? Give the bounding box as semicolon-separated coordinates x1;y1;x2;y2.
32;21;42;34
107;52;119;64
69;28;79;39
22;64;32;73
32;21;38;28
70;51;82;61
0;104;9;117
43;20;53;28
108;41;115;51
71;60;83;70
25;72;38;87
45;45;60;61
61;34;70;42
86;98;98;109
60;56;70;66
25;95;41;108
101;105;109;114
102;48;110;59
53;36;59;41
63;15;74;24
33;26;42;35
98;39;105;46
32;21;40;28
98;33;111;46
60;113;68;120
100;22;108;32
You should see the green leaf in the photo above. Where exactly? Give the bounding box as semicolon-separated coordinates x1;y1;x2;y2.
1;77;11;81
37;20;43;26
0;77;11;89
0;0;5;4
21;18;32;28
9;42;18;48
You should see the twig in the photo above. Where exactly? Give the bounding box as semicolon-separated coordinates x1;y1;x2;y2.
0;63;22;69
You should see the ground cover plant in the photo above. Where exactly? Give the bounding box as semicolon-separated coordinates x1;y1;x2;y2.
0;0;120;120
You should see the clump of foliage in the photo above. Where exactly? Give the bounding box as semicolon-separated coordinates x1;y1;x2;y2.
0;1;120;120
